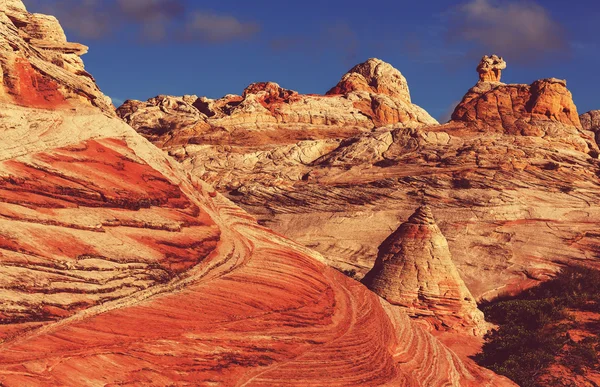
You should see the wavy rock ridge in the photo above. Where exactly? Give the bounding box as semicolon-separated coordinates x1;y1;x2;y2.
362;206;487;336
0;2;513;386
117;58;438;147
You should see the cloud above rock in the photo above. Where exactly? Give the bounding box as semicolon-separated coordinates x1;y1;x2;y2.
22;0;259;43
182;11;260;42
446;0;569;63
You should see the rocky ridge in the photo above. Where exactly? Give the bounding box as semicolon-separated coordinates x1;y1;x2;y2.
117;58;438;147
0;2;513;386
128;51;600;312
0;0;113;112
362;206;487;336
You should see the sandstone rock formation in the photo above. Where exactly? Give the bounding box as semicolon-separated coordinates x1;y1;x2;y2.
0;2;514;386
452;75;584;141
0;0;113;112
476;55;506;82
117;57;438;146
450;58;593;155
326;57;412;101
581;110;600;146
128;49;600;312
362;206;487;336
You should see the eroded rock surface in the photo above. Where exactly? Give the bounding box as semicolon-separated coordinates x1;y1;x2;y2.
0;2;514;386
130;50;600;308
0;0;112;112
117;58;438;146
581;110;600;146
452;78;583;141
362;206;487;336
476;55;506;83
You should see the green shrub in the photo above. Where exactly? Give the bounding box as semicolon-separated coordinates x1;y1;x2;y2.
475;266;600;386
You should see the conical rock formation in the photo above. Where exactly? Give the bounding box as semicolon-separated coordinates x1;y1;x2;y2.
362;206;488;336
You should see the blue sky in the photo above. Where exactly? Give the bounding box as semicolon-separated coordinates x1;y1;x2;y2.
23;0;600;121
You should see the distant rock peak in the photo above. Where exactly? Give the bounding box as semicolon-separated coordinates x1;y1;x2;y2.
477;54;506;83
408;205;435;225
327;57;412;102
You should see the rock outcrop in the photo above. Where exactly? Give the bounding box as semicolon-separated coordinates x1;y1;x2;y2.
117;58;438;145
0;0;113;112
581;110;600;146
451;57;589;152
362;206;487;336
0;3;514;386
326;58;412;101
476;55;506;83
128;51;600;312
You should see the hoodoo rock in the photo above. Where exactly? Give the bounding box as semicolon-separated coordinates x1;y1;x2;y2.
362;206;487;336
0;2;515;386
451;58;586;145
476;55;506;83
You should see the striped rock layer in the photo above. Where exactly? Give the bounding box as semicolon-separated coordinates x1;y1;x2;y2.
362;206;487;336
0;2;514;386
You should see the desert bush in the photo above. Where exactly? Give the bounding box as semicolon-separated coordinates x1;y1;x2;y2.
476;266;600;387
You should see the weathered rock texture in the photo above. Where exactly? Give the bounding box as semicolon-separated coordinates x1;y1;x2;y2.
452;78;583;139
362;206;487;336
477;55;506;82
0;3;514;386
117;58;438;146
581;110;600;146
0;0;113;112
129;50;600;312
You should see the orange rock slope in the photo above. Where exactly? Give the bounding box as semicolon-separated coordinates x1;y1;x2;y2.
0;2;513;386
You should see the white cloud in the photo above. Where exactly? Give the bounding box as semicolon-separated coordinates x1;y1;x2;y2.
447;0;568;63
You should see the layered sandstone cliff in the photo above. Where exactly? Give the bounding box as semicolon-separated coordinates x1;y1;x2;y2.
0;2;513;386
362;206;487;336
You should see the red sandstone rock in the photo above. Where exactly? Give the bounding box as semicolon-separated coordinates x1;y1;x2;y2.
132;53;600;311
0;2;112;112
477;55;506;83
452;77;583;142
0;2;514;386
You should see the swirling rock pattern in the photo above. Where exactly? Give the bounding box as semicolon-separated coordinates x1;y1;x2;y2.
0;2;514;386
362;206;487;336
